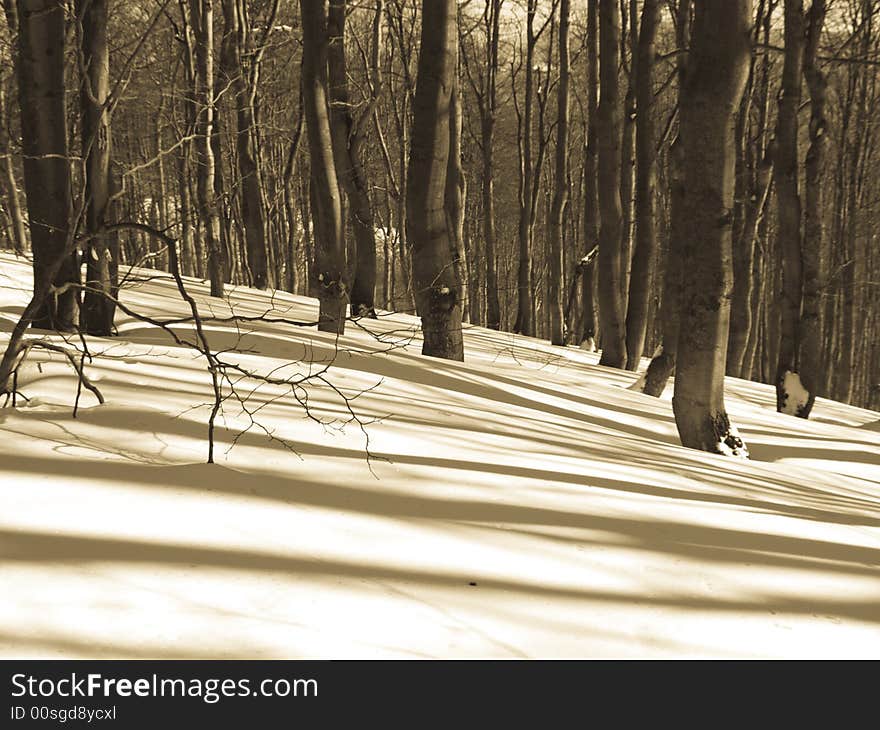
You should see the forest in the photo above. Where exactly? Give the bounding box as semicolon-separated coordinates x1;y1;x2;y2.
0;0;879;662
1;0;878;458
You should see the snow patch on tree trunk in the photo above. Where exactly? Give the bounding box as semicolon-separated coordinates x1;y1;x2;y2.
579;337;597;352
779;370;812;417
717;422;749;459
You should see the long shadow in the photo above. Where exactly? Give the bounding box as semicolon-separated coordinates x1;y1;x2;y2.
1;526;878;625
3;447;880;576
6;390;880;529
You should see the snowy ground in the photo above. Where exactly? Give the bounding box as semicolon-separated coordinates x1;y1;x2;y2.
1;251;878;658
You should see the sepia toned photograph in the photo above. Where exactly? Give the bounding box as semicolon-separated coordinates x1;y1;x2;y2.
0;0;877;665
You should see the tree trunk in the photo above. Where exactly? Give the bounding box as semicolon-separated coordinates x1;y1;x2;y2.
0;76;26;255
328;0;378;318
189;0;225;297
624;0;659;369
774;0;807;415
672;0;751;456
514;0;537;337
548;0;569;346
597;0;627;368
446;70;469;324
580;0;599;350
17;0;78;331
301;0;347;332
77;0;118;336
481;0;502;331
643;0;690;396
407;0;463;360
798;0;827;415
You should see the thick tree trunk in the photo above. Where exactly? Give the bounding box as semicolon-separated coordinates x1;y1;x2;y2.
328;0;378;318
77;0;118;336
407;0;463;360
774;0;807;416
547;0;569;346
596;0;627;368
17;0;78;331
624;0;659;369
672;0;751;456
301;0;347;333
189;0;225;297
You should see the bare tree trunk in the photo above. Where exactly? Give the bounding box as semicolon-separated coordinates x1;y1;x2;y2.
547;0;568;346
190;0;225;297
407;0;463;360
446;69;469;323
220;0;269;289
0;75;26;254
77;0;118;336
580;0;599;349
514;0;538;337
328;0;378;318
774;0;807;415
672;0;751;456
624;0;659;369
17;0;78;331
301;0;347;333
597;0;627;367
798;0;827;413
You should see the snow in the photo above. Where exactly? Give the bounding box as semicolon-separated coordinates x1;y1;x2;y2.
0;251;879;658
779;369;812;417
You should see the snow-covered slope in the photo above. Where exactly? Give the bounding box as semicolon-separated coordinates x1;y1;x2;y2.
1;251;878;658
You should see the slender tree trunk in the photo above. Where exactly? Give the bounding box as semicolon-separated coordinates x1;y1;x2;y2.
17;0;78;331
328;0;378;318
548;0;569;346
643;0;690;396
672;0;751;456
798;0;827;413
480;0;502;331
407;0;463;360
0;76;26;255
190;0;225;297
446;70;469;323
774;0;807;415
514;0;537;337
580;0;599;350
301;0;347;332
597;0;627;367
624;0;659;369
77;0;118;336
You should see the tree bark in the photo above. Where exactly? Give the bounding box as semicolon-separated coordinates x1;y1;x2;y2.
798;0;827;415
328;0;378;318
580;0;599;350
548;0;569;346
16;0;78;331
407;0;463;360
189;0;225;297
77;0;118;336
624;0;659;369
596;0;627;368
301;0;347;333
672;0;751;456
774;0;807;415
